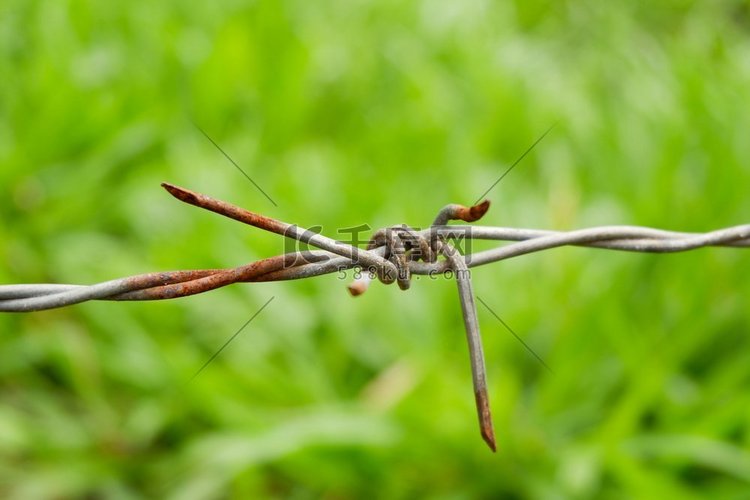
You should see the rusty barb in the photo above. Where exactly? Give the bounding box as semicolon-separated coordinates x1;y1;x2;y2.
2;184;750;452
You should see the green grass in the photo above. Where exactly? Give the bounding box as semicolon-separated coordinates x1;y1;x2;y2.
2;0;750;498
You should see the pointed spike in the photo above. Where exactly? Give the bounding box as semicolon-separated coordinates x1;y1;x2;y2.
161;182;192;201
476;389;497;452
467;200;491;222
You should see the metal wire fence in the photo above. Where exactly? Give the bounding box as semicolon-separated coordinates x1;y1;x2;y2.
2;182;749;451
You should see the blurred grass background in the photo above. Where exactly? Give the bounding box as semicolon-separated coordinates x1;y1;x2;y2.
2;0;750;498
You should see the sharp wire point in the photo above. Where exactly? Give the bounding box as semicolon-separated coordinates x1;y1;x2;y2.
482;428;497;452
189;296;275;382
477;295;553;374
439;240;497;453
2;182;748;451
474;122;557;205
191;120;278;207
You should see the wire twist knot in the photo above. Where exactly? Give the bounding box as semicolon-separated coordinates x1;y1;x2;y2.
3;182;749;454
346;200;491;295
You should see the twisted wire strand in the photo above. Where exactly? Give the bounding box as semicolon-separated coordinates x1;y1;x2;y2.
1;224;748;312
1;181;748;313
2;182;748;453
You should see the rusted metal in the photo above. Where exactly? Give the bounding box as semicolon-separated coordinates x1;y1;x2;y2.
162;183;398;279
162;182;289;234
2;182;749;453
348;199;498;450
439;239;496;452
348;201;494;297
475;390;496;452
346;276;371;297
116;255;291;300
432;200;491;226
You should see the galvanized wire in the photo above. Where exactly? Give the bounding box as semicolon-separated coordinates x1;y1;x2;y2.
2;224;749;312
3;224;749;312
2;182;748;452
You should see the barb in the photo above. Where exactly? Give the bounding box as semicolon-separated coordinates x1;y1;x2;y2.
1;182;748;451
441;241;496;451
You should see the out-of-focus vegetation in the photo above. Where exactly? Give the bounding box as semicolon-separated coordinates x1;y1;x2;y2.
1;0;750;498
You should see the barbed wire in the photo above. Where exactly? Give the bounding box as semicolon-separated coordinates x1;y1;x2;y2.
2;182;749;451
2;184;747;311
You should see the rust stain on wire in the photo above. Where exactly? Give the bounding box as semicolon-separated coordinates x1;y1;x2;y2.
2;183;750;452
